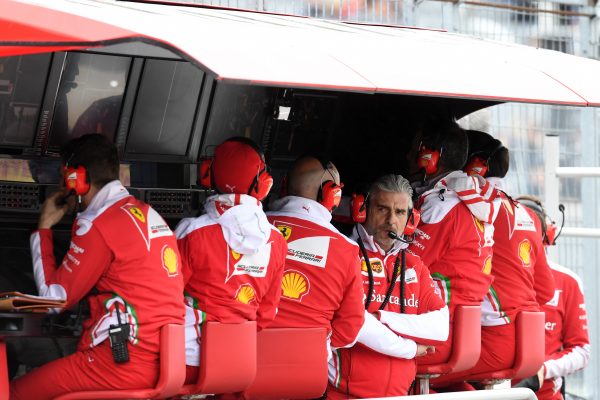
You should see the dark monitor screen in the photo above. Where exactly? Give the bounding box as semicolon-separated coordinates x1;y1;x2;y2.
48;52;131;151
0;54;52;148
125;60;204;157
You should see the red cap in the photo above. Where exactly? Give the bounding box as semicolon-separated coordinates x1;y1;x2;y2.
212;140;265;195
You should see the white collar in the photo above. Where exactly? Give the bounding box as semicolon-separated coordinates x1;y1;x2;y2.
79;180;130;221
269;196;332;224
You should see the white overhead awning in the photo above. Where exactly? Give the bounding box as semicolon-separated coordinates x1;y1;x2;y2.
1;0;599;106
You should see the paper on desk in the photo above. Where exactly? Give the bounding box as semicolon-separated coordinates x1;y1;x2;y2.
0;291;66;312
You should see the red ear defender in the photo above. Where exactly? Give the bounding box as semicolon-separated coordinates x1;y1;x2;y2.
464;156;489;177
545;221;557;246
417;145;440;176
350;193;367;223
251;169;273;201
319;181;344;212
63;165;90;196
403;208;420;236
198;157;213;188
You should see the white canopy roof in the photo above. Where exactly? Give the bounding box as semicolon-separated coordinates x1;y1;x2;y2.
1;0;599;106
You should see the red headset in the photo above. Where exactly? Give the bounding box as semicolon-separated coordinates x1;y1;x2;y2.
350;192;419;236
464;141;504;178
417;143;441;176
197;139;273;201
317;159;343;212
545;222;557;246
63;165;90;196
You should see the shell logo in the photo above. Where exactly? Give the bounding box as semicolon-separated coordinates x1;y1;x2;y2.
473;217;485;233
235;284;256;304
518;239;532;267
230;248;241;261
482;255;492;275
281;270;310;301
129;207;146;223
162;245;178;276
277;225;292;241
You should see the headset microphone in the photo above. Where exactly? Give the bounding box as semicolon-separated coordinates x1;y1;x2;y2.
553;203;566;244
388;231;400;240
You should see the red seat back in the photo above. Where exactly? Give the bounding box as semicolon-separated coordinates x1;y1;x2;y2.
465;311;546;382
417;305;482;375
512;311;545;379
194;321;257;394
54;323;185;400
243;327;328;400
155;323;186;398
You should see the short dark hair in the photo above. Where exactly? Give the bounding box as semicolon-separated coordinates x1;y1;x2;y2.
421;118;468;172
465;130;509;178
61;134;119;188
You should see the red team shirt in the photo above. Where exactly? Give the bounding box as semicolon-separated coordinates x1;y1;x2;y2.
482;193;555;326
537;261;590;400
31;181;185;354
176;194;287;366
410;178;494;313
331;225;446;398
266;196;365;350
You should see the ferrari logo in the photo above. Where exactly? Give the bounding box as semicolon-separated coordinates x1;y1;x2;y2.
231;248;241;261
277;225;292;241
129;207;146;223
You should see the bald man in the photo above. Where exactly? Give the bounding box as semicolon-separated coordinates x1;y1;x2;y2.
267;156;365;366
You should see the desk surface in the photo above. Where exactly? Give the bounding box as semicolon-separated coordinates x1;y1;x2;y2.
0;312;80;338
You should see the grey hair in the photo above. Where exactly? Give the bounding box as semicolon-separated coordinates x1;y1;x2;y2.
369;174;414;208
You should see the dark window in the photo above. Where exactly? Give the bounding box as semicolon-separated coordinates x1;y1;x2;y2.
125;60;203;156
0;54;52;147
49;52;131;149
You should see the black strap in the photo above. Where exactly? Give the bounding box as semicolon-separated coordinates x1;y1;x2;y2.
379;250;405;312
356;233;375;310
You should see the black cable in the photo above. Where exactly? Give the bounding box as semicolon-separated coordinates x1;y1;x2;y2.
379;250;405;311
356;231;375;310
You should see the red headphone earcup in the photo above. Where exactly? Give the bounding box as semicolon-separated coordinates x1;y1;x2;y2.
64;165;90;196
253;170;273;201
418;146;440;176
545;222;557;246
320;181;343;212
351;193;367;223
403;208;420;236
198;158;213;188
464;156;488;177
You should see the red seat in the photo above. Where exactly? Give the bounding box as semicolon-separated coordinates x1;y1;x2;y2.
179;321;257;396
465;311;545;386
55;323;185;400
0;341;8;400
243;327;328;400
416;305;482;394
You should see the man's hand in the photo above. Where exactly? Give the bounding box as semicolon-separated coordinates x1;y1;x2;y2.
38;191;69;230
416;344;435;357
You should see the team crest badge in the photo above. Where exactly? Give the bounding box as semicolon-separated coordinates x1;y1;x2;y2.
129;207;146;223
482;255;492;275
473;216;485;233
162;245;179;276
277;225;293;241
230;248;242;261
